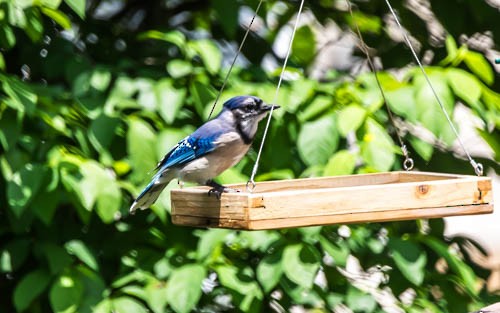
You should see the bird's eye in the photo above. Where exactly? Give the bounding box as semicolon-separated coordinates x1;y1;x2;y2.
244;105;253;112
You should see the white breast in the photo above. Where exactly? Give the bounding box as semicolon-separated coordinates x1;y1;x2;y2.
178;132;250;184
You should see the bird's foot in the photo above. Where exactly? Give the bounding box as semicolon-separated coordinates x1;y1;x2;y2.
206;180;240;200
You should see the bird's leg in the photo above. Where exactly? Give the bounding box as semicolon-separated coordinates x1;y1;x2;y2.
206;180;240;199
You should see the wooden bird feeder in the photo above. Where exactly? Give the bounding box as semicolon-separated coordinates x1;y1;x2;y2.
170;171;494;230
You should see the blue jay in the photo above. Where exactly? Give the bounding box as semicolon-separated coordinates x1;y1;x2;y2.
130;95;279;213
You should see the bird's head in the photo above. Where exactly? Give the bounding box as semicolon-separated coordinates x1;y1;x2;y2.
222;95;280;143
223;95;279;122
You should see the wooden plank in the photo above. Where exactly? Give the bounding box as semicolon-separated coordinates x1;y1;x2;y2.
170;172;494;230
246;204;494;230
247;177;492;220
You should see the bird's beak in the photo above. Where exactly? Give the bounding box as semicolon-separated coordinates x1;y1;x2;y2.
261;104;280;112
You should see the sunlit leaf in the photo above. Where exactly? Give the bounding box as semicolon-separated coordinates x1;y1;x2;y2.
337;104;366;136
282;244;320;289
127;118;157;183
49;273;84;313
155;79;186;124
446;68;482;106
189;39;222;75
389;238;426;285
112;297;148;313
65;240;99;271
360;118;395;172
8;163;47;217
1;239;30;273
324;150;356;176
346;286;377;312
257;250;283;292
298;114;338;166
292;25;316;65
64;0;85;19
40;7;71;29
166;264;206;313
464;50;494;85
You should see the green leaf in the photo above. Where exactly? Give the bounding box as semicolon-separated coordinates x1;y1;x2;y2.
65;240;99;271
145;281;169;313
385;86;418;123
414;72;455;145
190;81;216;118
389;238;426;285
155;79;186;124
137;30;186;48
127;119;157;183
43;243;72;274
292;25;316;65
189;39;222;75
112;297;148;313
8;163;47;217
40;7;71;29
216;265;263;311
90;68;111;91
298;114;339;166
88;114;121;150
409;137;433;162
0;109;21;150
319;236;349;267
40;0;63;9
257;250;283;292
14;269;51;312
24;8;44;42
0;25;16;49
64;0;85;18
324;150;356;176
464;50;494;85
212;0;239;38
0;52;5;70
74;265;107;313
282;244;320;289
196;229;230;260
1;239;30;272
166;60;192;78
337;105;366;136
68;160;121;223
360;118;395;172
49;273;84;313
421;237;478;296
298;95;332;122
346;286;377;312
166;264;206;313
2;76;37;114
445;35;458;59
446;68;482;106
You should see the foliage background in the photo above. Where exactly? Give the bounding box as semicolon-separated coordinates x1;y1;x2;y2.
1;0;499;312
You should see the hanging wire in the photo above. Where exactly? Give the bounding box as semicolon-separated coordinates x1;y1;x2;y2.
247;0;306;192
383;0;483;176
207;0;264;120
345;0;414;171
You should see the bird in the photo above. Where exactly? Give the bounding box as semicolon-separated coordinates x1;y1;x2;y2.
129;95;279;213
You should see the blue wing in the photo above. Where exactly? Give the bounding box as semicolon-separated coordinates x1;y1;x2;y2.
155;133;221;172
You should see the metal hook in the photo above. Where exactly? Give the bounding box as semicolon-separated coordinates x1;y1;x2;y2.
246;180;256;193
471;160;484;176
403;157;414;171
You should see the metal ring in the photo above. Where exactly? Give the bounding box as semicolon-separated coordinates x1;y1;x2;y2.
403;158;414;171
246;180;256;193
474;163;484;176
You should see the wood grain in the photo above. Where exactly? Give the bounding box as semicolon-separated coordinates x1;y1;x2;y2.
170;171;495;230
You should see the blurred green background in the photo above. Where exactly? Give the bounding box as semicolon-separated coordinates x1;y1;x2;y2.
1;0;499;312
